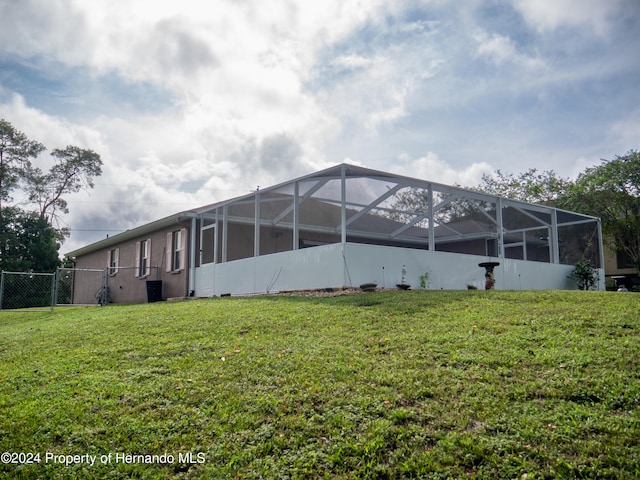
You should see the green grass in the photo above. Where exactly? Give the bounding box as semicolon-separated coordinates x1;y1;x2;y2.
1;290;639;479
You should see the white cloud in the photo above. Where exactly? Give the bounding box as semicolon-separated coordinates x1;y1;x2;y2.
0;94;108;171
473;30;544;69
317;30;443;136
332;54;373;70
391;152;494;187
511;0;631;36
609;108;640;154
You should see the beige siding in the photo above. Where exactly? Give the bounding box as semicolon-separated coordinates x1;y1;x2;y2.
73;225;190;304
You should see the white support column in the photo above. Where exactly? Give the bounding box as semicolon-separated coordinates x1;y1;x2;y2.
551;210;560;264
340;165;347;247
254;190;260;257
497;197;504;258
213;209;219;264
428;185;434;250
341;165;347;288
222;205;228;263
597;218;605;271
293;181;299;250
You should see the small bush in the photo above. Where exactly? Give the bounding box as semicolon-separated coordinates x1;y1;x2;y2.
568;260;599;290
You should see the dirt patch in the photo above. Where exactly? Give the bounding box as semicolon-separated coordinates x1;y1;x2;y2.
273;287;389;297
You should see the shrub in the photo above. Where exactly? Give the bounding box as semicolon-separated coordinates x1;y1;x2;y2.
568;260;599;290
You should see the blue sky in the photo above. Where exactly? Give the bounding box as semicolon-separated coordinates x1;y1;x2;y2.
1;0;638;253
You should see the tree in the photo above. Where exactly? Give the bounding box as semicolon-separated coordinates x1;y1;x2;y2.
26;145;102;226
0;119;46;211
0;119;102;272
389;168;573;226
563;150;640;273
474;168;572;205
0;207;61;272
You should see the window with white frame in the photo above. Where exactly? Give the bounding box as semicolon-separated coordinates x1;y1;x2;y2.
135;239;151;277
108;248;119;275
167;229;185;272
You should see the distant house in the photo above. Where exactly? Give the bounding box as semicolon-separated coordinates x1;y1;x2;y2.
65;164;604;303
604;245;639;290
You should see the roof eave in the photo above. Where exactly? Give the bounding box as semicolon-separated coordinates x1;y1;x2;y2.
65;212;197;258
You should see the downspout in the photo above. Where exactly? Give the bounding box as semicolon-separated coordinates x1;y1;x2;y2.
189;215;197;296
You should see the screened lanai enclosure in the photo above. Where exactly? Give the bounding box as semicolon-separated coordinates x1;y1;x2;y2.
190;164;603;295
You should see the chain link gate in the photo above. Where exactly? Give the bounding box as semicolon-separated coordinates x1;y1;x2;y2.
0;271;56;312
1;266;161;310
55;267;109;306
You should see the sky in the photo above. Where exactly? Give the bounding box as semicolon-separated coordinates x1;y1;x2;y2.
1;0;639;255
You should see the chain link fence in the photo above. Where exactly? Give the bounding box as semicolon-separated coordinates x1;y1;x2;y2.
1;266;162;311
0;271;56;312
55;268;108;306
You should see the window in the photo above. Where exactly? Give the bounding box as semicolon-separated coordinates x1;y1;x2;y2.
167;229;186;272
108;248;119;275
135;239;151;277
617;250;635;270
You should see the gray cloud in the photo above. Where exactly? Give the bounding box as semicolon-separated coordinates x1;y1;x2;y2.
146;18;219;76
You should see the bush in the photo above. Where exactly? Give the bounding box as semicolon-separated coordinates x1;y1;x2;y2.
568;260;599;290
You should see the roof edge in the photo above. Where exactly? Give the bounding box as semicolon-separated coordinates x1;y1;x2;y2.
65;211;197;258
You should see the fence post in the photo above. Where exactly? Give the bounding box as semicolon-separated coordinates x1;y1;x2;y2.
54;267;61;306
101;268;109;306
50;270;57;311
0;271;4;310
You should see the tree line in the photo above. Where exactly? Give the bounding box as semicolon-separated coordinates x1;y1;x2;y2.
0;119;102;272
473;151;640;274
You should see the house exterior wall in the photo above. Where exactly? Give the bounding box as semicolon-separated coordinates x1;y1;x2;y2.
603;247;637;276
73;224;191;304
603;245;638;289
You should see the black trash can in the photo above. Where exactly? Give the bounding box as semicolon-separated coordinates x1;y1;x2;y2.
146;280;163;303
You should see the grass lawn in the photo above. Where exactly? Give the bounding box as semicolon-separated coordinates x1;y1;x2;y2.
0;290;639;479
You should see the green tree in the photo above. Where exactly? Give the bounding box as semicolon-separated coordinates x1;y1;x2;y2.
0;207;61;272
26;145;102;226
0;119;102;272
389;168;573;226
0;119;46;211
562;150;640;273
474;168;572;205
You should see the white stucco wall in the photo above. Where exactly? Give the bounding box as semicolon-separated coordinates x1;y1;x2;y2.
341;243;596;291
194;243;603;296
195;243;345;296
